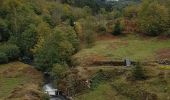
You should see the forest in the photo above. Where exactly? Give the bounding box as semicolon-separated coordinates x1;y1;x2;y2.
0;0;170;100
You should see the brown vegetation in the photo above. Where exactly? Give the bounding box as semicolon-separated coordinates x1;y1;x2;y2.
0;62;43;99
157;48;170;60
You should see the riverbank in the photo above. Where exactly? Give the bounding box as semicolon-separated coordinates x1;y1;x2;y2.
0;62;44;100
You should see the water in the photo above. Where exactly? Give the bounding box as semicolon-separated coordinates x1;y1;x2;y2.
43;72;68;100
43;83;67;100
43;83;57;96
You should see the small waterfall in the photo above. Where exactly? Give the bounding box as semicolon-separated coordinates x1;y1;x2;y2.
43;73;67;100
43;83;58;96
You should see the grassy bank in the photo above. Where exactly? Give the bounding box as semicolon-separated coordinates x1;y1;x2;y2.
73;35;170;66
73;34;170;100
0;62;43;99
74;64;170;100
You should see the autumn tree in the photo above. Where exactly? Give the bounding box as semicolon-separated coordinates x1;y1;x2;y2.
138;0;169;36
34;28;74;71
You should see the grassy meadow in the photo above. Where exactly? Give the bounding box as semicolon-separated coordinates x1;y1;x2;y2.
73;34;170;100
73;35;170;66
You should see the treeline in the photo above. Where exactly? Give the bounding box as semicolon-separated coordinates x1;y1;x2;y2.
61;0;141;13
124;0;170;36
61;0;113;13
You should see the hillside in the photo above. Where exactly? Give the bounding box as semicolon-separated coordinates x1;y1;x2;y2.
0;0;170;100
72;35;170;100
73;35;170;64
0;62;43;100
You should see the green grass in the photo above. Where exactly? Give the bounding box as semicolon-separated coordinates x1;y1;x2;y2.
0;77;27;98
73;35;170;100
75;66;170;100
75;83;129;100
0;62;42;99
74;35;170;62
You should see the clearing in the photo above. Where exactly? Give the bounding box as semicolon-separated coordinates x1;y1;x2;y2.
73;34;170;100
73;34;170;66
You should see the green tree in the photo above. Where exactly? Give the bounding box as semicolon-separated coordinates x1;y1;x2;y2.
58;26;80;52
34;28;74;71
112;20;123;35
124;5;139;19
19;24;37;57
51;63;69;79
85;29;96;47
138;1;169;36
0;52;8;63
0;18;9;41
132;62;146;80
0;44;20;60
3;0;23;34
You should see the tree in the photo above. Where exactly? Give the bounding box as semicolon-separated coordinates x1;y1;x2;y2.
33;22;52;53
132;62;146;80
34;28;74;71
58;26;80;52
61;0;113;14
0;52;8;63
2;0;25;34
85;29;96;47
0;18;9;41
19;24;37;58
138;1;169;36
51;63;69;79
0;44;20;60
112;20;123;35
124;4;139;19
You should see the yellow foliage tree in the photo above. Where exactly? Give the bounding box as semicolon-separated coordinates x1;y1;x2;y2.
32;22;52;53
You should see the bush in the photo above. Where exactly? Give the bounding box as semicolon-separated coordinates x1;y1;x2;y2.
51;63;69;79
85;30;96;47
112;20;123;35
0;44;20;60
112;82;158;99
91;69;117;89
96;24;106;33
163;28;170;37
0;52;8;63
42;94;50;100
132;62;146;80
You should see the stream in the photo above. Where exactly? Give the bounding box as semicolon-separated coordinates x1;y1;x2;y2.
43;83;67;100
43;72;68;100
21;59;68;100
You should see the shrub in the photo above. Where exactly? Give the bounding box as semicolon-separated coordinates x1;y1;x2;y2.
51;63;69;79
96;24;106;33
112;82;158;99
163;28;170;37
132;62;146;80
0;44;20;60
42;94;50;100
0;52;8;63
112;20;123;35
91;69;117;89
84;30;96;47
